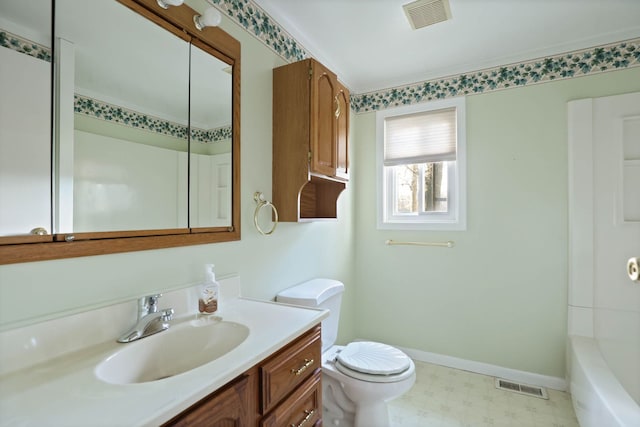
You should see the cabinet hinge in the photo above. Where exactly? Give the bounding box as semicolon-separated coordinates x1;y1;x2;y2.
308;66;312;79
308;151;312;163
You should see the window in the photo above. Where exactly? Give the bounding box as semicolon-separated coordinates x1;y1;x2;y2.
376;97;466;230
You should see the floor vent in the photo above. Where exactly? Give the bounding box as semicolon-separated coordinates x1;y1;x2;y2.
495;378;548;399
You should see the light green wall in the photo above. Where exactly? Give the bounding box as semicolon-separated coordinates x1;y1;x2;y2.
2;0;639;381
0;10;356;343
352;67;640;378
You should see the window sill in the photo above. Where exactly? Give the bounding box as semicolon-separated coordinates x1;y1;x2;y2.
377;220;466;231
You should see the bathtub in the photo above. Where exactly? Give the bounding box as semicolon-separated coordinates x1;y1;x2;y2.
568;336;640;427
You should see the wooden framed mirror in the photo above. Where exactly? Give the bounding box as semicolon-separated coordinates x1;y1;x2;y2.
0;0;240;264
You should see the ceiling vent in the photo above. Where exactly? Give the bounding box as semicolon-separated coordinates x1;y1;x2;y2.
403;0;452;30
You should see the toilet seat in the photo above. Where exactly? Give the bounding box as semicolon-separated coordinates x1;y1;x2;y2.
334;341;413;383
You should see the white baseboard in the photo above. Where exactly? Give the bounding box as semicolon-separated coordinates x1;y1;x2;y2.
396;345;567;391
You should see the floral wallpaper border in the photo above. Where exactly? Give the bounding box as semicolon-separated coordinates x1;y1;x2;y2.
75;95;231;144
208;0;310;62
351;38;640;112
211;1;640;112
0;29;51;62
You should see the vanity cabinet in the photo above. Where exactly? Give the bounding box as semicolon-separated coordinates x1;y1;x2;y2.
162;325;321;427
273;58;350;221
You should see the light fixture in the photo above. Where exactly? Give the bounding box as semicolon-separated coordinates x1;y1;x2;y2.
156;0;184;9
194;7;222;30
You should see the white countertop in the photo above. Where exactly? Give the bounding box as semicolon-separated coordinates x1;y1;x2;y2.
0;296;327;426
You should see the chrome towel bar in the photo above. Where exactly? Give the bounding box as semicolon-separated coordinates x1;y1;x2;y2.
385;239;454;248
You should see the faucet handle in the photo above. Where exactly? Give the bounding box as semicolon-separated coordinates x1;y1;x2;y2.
139;294;163;316
161;308;175;321
146;293;162;305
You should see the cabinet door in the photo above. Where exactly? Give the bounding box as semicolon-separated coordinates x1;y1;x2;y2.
310;60;338;177
163;375;253;427
335;82;349;181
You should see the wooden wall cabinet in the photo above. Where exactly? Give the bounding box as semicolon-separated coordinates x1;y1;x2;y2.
163;325;322;427
273;58;350;221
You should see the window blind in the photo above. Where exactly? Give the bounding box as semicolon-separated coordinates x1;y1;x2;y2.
384;107;456;166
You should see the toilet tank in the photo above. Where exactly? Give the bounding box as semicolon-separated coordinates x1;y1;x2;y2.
276;278;344;353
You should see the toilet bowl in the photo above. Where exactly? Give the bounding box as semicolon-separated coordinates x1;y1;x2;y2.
322;343;416;427
276;279;416;427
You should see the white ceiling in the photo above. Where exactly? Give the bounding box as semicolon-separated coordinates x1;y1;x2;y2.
253;0;640;94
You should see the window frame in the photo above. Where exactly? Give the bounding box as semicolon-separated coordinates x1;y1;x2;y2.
376;96;467;230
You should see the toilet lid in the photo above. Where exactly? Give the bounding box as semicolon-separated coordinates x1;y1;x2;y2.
336;341;411;375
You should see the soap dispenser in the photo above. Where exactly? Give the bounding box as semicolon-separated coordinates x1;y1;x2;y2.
198;264;219;315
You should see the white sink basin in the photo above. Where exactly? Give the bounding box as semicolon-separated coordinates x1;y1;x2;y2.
95;318;249;384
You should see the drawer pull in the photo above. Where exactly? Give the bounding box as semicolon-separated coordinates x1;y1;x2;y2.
290;358;314;376
291;409;315;427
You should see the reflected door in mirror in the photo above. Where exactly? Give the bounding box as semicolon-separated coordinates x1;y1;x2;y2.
189;42;233;229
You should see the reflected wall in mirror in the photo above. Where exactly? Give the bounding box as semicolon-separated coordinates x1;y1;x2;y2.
0;1;53;241
0;0;241;264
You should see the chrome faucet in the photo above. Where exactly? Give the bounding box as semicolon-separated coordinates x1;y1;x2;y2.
118;294;174;343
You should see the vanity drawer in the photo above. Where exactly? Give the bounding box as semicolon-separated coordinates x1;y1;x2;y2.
260;325;321;414
260;370;321;427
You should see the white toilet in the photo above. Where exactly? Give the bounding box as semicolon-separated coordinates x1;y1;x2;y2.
276;278;416;427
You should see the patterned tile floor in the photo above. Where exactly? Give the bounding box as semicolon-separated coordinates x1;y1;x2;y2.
388;361;580;427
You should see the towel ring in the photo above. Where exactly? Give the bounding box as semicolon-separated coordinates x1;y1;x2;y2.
253;192;278;236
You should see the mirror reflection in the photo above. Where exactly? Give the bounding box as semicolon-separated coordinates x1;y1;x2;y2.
189;43;233;228
55;0;191;233
0;0;240;263
0;1;52;237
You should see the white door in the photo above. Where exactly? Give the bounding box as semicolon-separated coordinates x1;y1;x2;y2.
190;152;231;228
587;92;640;402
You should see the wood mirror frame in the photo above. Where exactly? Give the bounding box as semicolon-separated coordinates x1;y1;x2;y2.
0;0;240;265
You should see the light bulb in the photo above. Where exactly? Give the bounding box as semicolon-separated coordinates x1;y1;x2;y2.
194;7;222;30
157;0;184;9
